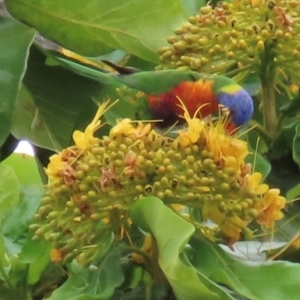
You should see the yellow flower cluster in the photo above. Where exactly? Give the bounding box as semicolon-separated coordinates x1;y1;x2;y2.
32;100;286;264
157;0;300;84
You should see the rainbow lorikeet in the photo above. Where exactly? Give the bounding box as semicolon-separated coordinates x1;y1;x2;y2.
102;61;254;128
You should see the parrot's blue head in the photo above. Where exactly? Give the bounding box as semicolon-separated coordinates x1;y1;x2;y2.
215;86;254;126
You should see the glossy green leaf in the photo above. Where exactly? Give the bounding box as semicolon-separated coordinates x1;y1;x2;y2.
14;46;108;150
43;50;152;121
269;120;300;159
245;150;271;182
0;164;19;220
180;0;206;15
110;281;169;300
2;153;42;185
280;94;300;119
5;0;187;63
189;236;300;300
287;183;300;201
130;197;234;300
293;122;300;166
11;84;56;150
0;235;10;281
1;185;43;257
20;238;51;284
0;16;35;146
241;73;261;96
49;251;124;300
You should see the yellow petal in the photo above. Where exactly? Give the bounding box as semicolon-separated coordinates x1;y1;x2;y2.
73;130;86;149
109;118;135;138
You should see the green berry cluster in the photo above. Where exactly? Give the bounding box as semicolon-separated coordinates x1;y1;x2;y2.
29;117;272;265
157;0;300;81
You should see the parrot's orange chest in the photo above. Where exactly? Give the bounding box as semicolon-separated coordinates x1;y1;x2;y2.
148;80;219;124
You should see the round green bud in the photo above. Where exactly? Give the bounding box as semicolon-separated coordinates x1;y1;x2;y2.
90;213;103;221
230;29;238;38
78;183;89;192
79;163;90;172
233;204;242;213
156;191;164;199
163;158;171;166
246;208;259;218
88;159;98;170
164;189;173;197
207;177;216;185
173;41;187;51
153;181;161;189
220;183;230;192
256;40;265;52
189;26;200;34
157;46;171;54
226;51;235;59
200;177;209;185
174;28;186;35
29;224;40;231
167;36;177;44
87;191;97;198
186;192;195;200
261;29;270;38
35;227;46;236
186;179;195;187
188;16;198;25
203;158;214;169
241;201;248;209
73;207;81;215
48;211;59;219
135;185;143;193
181;160;189;167
198;38;209;46
161;177;169;186
41;196;52;205
218;201;226;212
245;198;254;206
186;169;194;178
174;153;182;160
214;194;223;202
66;200;75;208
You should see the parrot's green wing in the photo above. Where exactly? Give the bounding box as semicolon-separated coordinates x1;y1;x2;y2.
54;54;208;94
114;70;206;95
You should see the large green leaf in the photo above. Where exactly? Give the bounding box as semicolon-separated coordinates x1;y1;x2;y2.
2;152;42;185
0;164;19;221
19;237;51;285
1;185;44;257
293;122;300;166
180;0;206;15
188;236;300;300
5;0;187;63
11;84;56;150
48;251;124;300
0;16;35;146
130;197;234;300
13;46;110;150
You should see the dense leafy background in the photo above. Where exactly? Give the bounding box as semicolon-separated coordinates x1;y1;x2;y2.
1;0;300;299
